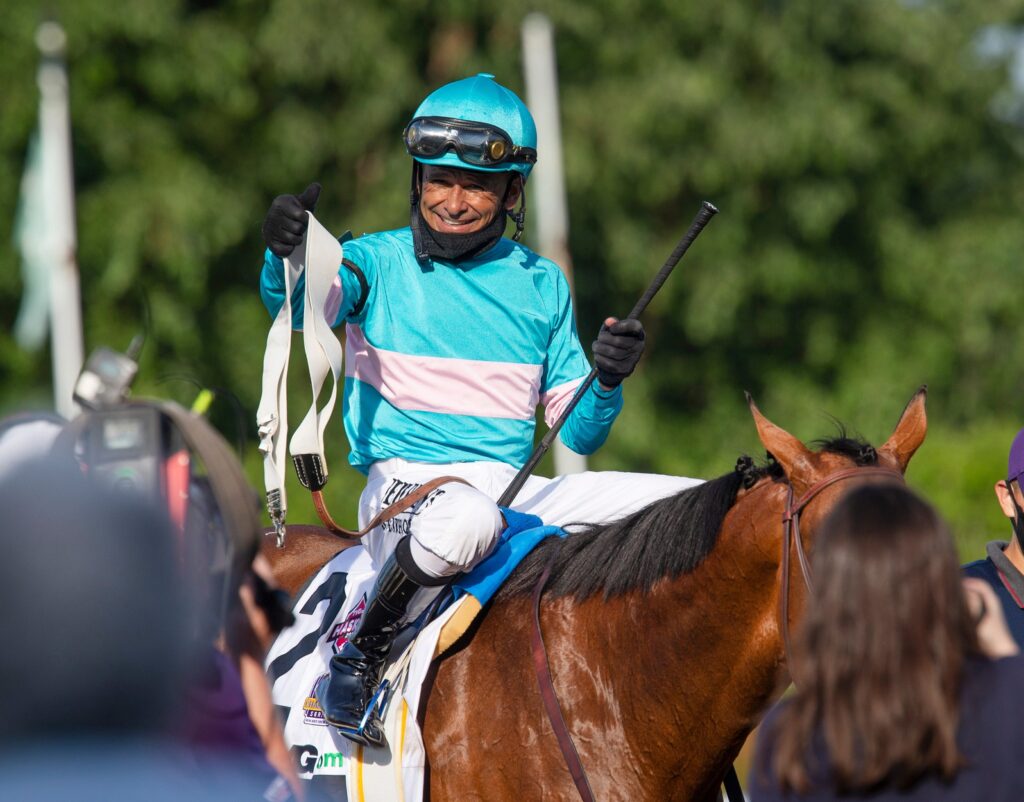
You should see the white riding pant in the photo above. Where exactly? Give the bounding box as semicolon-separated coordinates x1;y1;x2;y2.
359;458;702;579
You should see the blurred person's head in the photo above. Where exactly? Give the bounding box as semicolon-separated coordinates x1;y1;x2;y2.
994;427;1024;549
771;483;978;793
0;411;65;483
50;399;261;648
0;454;193;744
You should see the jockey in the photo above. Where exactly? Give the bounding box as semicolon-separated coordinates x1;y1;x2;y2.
259;73;699;747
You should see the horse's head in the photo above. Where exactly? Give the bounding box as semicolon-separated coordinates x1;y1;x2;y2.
742;387;928;673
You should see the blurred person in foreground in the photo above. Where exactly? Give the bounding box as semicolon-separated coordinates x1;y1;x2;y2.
0;455;273;800
0;412;300;801
259;72;699;746
0;410;65;481
751;483;1024;802
180;483;300;802
962;427;1024;648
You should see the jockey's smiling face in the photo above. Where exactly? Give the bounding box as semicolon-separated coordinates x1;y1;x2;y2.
419;165;521;236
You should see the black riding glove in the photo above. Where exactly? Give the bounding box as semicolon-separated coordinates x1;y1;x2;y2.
261;182;322;258
592;317;645;389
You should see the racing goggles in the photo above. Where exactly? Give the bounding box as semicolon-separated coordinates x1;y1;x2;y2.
403;116;537;168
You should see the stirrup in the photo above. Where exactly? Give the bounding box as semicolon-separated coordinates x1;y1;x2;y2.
335;679;391;747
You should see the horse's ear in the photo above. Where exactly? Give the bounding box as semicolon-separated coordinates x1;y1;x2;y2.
746;392;816;489
878;386;927;473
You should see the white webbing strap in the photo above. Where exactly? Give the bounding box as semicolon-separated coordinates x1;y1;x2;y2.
256;240;299;544
256;212;345;545
289;214;344;484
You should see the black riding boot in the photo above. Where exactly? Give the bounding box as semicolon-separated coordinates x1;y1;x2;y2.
318;549;425;747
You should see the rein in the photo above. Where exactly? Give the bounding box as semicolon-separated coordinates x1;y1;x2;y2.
778;466;904;666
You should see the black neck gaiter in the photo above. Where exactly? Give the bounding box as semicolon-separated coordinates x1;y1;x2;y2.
411;204;507;263
1010;491;1024;550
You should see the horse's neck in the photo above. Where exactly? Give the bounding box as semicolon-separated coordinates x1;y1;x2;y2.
554;479;791;788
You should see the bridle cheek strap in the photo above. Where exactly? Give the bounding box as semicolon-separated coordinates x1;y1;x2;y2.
779;467;905;668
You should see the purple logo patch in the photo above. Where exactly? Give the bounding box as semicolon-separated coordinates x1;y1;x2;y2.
303;673;329;726
325;594;367;654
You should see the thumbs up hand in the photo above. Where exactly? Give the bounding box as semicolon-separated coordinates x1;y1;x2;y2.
261;182;322;258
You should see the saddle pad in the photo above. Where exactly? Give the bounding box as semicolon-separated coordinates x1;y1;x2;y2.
267;547;376;800
452;507;564;606
266;517;566;801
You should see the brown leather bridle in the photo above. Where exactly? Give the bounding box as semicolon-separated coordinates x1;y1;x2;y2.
778;466;904;666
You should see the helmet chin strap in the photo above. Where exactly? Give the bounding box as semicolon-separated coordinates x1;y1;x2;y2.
410;161;422;208
507;177;526;242
409;162;429;261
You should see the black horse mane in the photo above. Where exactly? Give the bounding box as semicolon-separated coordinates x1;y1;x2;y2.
498;430;876;601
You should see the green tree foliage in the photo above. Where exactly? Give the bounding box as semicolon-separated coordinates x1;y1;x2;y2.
1;0;1023;553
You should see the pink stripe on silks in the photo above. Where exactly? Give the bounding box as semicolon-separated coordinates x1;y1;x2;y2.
541;378;584;427
345;325;542;420
323;276;343;325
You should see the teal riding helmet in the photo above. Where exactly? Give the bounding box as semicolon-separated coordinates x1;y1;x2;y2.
406;73;538;180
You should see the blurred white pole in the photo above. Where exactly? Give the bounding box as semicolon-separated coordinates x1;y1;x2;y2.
36;21;84;418
522;13;587;476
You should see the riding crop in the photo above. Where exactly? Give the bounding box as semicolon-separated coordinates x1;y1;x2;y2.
496;200;718;508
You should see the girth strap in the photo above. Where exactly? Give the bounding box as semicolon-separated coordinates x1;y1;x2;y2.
531;550;596;802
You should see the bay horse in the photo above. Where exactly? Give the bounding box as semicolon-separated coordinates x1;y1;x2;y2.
261;389;928;800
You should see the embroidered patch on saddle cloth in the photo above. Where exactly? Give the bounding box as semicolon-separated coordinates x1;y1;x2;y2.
266;511;564;802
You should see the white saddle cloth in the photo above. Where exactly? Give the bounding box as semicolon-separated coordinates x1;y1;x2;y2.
266;547;479;802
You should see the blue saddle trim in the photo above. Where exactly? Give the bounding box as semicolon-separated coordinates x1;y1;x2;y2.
451;507;566;606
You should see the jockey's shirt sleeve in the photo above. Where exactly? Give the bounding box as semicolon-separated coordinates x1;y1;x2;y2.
259;243;375;329
540;269;623;455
